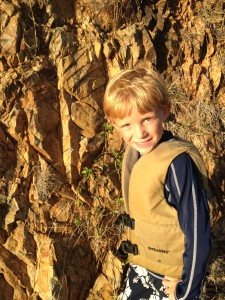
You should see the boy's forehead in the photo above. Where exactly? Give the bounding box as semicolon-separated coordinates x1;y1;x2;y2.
115;108;157;120
127;107;156;115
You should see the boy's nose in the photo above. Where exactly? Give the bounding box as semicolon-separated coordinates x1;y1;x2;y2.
134;125;146;138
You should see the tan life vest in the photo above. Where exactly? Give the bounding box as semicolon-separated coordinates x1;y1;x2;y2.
121;139;210;278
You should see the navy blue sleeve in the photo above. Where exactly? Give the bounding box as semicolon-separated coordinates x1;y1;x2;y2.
164;152;212;300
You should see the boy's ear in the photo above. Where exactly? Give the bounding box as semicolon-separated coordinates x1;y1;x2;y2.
108;119;118;130
108;119;118;129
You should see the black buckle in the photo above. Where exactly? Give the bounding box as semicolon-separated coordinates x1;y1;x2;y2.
115;213;135;229
113;247;128;261
120;240;138;256
113;240;138;261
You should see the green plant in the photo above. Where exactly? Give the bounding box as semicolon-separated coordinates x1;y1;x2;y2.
111;150;123;173
81;166;93;179
74;217;81;227
100;121;113;137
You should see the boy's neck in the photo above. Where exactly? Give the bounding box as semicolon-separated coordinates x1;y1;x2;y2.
158;130;174;144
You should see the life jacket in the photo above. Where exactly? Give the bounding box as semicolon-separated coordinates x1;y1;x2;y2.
121;138;210;278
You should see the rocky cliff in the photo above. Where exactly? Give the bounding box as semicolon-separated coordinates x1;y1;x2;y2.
0;0;225;299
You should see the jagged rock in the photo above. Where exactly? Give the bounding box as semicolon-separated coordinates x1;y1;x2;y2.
196;73;211;98
32;233;58;300
1;1;19;17
2;104;26;141
50;197;73;222
71;100;103;138
4;198;19;230
59;89;80;182
104;24;156;76
87;251;123;299
0;11;22;55
103;42;115;59
49;28;75;62
0;274;14;300
0;125;16;178
4;221;36;265
0;244;33;299
0;228;8;244
210;55;222;91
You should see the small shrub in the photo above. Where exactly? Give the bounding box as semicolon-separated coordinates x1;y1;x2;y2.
81;167;93;179
33;162;61;200
100;121;113;138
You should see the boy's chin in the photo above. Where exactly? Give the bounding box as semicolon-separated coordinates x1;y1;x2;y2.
139;149;152;155
134;146;153;154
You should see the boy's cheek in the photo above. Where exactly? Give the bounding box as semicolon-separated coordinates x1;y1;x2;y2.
121;135;130;145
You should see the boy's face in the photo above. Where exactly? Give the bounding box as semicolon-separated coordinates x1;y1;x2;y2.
112;106;170;154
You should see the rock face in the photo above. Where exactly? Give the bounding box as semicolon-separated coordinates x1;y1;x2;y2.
0;0;224;299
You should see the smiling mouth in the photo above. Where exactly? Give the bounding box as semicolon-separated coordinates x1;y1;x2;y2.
135;138;152;147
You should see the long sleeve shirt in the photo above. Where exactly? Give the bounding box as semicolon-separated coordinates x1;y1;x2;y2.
163;132;212;299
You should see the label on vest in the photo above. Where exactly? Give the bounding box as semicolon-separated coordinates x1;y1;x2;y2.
148;247;169;254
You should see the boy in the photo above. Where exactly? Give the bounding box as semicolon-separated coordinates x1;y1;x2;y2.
103;67;212;300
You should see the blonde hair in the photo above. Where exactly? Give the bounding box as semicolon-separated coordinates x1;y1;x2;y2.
103;67;170;120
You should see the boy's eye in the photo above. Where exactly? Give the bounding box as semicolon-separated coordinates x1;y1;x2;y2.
121;123;130;129
144;117;153;123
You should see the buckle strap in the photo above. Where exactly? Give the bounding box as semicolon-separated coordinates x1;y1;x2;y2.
113;240;139;261
120;240;138;255
115;213;135;229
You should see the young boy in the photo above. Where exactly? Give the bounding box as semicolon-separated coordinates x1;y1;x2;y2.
103;67;212;300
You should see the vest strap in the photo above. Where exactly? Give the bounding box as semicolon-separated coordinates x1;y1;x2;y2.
115;213;135;229
114;240;139;261
120;240;138;255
